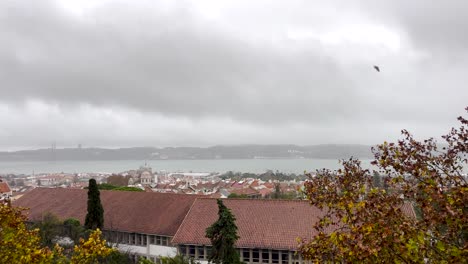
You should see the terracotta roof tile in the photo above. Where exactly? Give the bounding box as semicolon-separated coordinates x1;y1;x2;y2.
172;199;328;250
0;182;12;193
210;193;222;199
250;180;259;188
258;188;273;197
14;188;199;236
230;187;259;196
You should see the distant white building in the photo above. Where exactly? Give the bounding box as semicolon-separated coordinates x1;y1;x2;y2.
39;175;64;187
140;171;153;185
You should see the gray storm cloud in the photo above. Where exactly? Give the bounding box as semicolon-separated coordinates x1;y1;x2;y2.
0;0;466;149
0;0;363;123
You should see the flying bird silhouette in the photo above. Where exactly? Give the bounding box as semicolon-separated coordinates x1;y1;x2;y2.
373;65;380;72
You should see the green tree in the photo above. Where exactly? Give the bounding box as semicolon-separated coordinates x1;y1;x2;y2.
106;174;131;186
228;193;248;199
85;179;104;230
34;212;62;248
161;254;199;264
113;186;143;192
299;108;468;263
272;183;282;199
205;199;243;264
63;218;85;246
96;183;118;190
100;251;131;264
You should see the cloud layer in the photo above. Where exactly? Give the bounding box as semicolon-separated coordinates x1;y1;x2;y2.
0;0;466;150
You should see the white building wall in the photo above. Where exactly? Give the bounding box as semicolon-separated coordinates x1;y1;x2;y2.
117;244;147;255
149;245;177;257
117;244;177;258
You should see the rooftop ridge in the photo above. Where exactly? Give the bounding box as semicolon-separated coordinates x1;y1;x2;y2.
195;197;311;203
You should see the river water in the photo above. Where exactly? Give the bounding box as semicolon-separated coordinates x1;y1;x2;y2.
0;159;374;175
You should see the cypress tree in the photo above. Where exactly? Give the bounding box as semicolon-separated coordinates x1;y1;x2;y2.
85;179;104;230
205;199;242;264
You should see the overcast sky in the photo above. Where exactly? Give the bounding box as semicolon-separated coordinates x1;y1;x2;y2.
1;0;467;150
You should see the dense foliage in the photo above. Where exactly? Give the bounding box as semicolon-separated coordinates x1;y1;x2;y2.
220;170;307;181
227;193;248;199
113;186;143;192
71;229;114;263
34;212;63;248
63;218;86;246
0;203;57;263
88;183;143;192
205;199;243;264
106;174;131;187
85;179;104;230
94;183;118;190
1;202;114;263
160;254;199;264
300;108;468;263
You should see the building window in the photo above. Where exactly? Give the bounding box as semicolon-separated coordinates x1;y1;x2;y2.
262;250;269;263
292;252;301;264
242;249;250;262
156;236;162;245
149;235;155;244
252;249;260;263
188;245;196;258
179;245;187;255
129;233;134;245
206;246;212;259
161;236;168;246
124;233;129;244
197;246;205;259
136;234;141;245
281;251;289;264
142;234;147;246
272;250;279;264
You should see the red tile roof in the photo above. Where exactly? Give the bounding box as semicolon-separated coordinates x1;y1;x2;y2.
230;187;259;196
172;199;329;250
250;180;259;188
14;188;199;236
0;182;11;193
258;188;273;197
230;181;246;189
172;199;417;251
210;193;222;199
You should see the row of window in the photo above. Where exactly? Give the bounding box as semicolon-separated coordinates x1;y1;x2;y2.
103;231;171;247
179;246;303;264
179;245;211;260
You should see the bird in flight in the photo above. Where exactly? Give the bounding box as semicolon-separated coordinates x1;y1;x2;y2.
373;65;380;72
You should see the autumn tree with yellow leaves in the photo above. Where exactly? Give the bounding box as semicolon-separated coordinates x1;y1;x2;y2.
300;108;468;263
0;202;57;263
71;228;114;263
0;202;115;264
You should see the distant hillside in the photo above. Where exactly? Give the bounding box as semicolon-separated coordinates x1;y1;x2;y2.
0;144;374;161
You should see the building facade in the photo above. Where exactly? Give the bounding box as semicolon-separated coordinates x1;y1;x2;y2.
14;188;199;262
14;188;416;263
